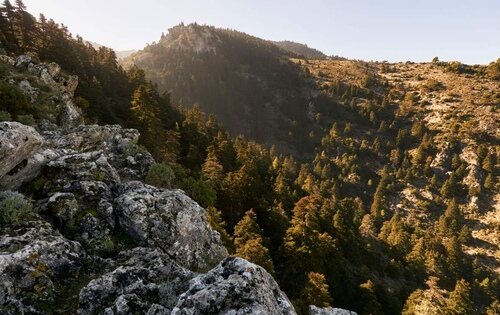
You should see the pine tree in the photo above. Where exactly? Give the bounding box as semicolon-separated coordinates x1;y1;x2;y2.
484;173;495;190
359;280;382;315
302;272;332;308
440;172;458;199
370;167;391;226
438;198;463;236
207;206;233;252
233;210;274;274
446;279;473;315
202;146;224;186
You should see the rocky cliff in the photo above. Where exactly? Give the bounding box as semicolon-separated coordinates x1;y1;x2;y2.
0;56;299;314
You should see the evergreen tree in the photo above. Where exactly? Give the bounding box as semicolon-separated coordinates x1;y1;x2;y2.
359;280;382;315
302;272;332;309
446;279;473;315
206;206;233;252
233;210;275;274
438;199;463;236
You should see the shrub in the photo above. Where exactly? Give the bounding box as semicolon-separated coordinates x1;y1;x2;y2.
0;81;30;117
420;79;444;92
487;58;500;80
0;110;11;121
145;163;175;188
0;191;36;225
17;114;36;126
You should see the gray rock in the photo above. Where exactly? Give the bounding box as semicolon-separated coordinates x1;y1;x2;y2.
309;305;358;315
0;122;44;179
0;218;85;314
77;247;193;315
15;54;31;67
18;79;39;103
47;62;61;77
171;257;296;315
0;54;15;66
0;148;58;190
59;94;84;128
115;181;227;271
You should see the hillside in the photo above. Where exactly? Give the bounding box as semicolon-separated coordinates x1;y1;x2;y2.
272;40;327;59
122;23;338;156
1;3;500;315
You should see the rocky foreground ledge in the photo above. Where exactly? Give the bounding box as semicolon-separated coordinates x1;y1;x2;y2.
0;55;356;315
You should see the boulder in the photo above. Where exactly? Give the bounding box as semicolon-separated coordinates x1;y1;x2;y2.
0;217;85;314
77;247;193;315
59;94;84;129
14;54;31;68
115;181;227;271
171;257;296;315
0;122;44;179
18;79;39;103
309;305;358;315
0;148;58;190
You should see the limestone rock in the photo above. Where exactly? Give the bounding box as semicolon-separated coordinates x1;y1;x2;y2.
0;122;44;179
309;305;358;315
18;79;39;103
171;257;296;315
115;181;227;271
0;148;58;190
59;94;84;129
14;54;31;68
0;218;85;314
77;248;193;315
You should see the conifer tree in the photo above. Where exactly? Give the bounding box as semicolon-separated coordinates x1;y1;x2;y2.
446;279;473;315
359;280;382;315
302;272;332;308
438;198;463;236
207;206;233;252
233;210;275;274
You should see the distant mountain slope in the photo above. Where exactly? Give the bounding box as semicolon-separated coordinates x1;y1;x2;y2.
116;49;136;59
272;40;327;59
122;23;336;156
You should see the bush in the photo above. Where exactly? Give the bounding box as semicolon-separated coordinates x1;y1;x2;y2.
0;191;35;225
487;58;500;80
420;79;444;92
0;81;30;117
145;163;175;188
0;110;11;121
17;114;36;126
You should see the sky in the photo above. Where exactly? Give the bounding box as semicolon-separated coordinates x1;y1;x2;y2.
23;0;500;64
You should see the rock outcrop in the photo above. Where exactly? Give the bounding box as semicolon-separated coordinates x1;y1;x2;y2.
0;214;85;314
115;181;227;271
309;305;358;315
0;122;44;179
0;56;297;314
172;257;296;315
77;247;193;315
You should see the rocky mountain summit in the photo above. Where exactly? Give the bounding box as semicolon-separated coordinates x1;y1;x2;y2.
0;56;307;314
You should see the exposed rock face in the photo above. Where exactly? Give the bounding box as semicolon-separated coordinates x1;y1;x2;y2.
309;305;358;315
115;181;228;271
172;257;296;315
0;218;85;314
77;248;193;315
0;122;44;179
0;148;58;190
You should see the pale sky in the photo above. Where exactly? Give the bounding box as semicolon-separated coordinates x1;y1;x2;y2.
24;0;500;64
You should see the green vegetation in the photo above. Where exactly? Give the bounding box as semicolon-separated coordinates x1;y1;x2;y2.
145;163;175;188
0;191;35;225
1;2;499;314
